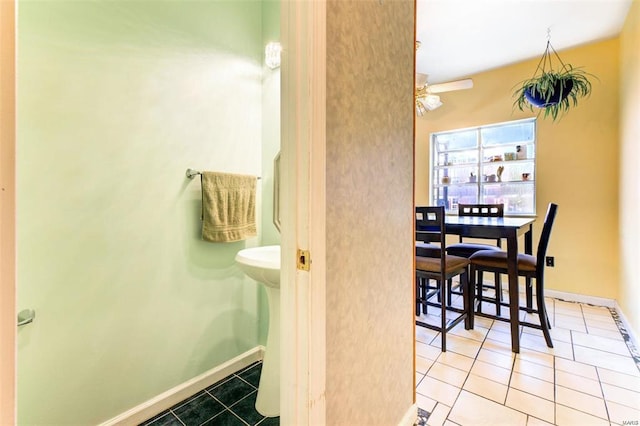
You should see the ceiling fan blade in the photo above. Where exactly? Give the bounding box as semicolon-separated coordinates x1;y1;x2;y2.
428;78;473;94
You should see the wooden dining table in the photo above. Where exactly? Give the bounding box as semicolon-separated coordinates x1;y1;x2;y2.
443;215;536;353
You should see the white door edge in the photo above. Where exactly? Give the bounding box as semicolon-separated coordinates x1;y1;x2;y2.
0;0;17;423
280;1;327;425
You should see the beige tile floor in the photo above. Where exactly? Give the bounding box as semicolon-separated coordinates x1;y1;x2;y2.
415;296;640;425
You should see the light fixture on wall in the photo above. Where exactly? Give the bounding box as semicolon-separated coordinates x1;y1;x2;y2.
265;42;282;69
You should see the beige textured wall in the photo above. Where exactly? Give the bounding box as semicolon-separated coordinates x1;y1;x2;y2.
416;38;621;301
326;0;415;424
619;0;640;335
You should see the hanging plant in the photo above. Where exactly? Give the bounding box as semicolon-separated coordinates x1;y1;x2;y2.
513;37;596;121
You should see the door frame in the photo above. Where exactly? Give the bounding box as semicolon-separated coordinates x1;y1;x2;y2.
280;1;327;424
0;0;17;423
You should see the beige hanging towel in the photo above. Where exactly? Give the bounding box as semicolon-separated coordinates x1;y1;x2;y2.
201;172;257;242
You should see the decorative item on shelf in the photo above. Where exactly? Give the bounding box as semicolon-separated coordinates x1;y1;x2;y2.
485;174;497;183
488;155;503;162
512;29;595;122
522;173;531;181
504;152;517;161
497;166;504;182
441;176;451;184
468;172;477;183
516;145;527;160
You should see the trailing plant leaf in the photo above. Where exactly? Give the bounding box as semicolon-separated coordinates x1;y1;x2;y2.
512;64;596;122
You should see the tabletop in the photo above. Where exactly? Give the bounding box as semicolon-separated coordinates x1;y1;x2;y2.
444;215;536;228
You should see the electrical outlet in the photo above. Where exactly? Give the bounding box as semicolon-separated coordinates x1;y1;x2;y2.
546;256;555;267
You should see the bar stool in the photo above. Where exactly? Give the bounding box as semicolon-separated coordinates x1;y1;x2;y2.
416;206;474;352
446;203;504;314
469;203;558;347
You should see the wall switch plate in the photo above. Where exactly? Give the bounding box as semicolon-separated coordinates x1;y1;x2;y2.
546;256;555;267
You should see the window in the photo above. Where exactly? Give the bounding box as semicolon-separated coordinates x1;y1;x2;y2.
430;118;536;215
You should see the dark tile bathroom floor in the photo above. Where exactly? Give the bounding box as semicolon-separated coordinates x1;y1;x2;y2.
140;362;279;426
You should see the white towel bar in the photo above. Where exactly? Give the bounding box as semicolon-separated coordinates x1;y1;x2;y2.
186;169;261;180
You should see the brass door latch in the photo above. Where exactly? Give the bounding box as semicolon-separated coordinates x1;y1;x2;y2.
297;249;311;271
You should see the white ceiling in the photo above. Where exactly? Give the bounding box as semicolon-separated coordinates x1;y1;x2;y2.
416;0;633;84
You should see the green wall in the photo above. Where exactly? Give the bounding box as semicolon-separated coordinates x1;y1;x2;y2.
17;1;272;424
259;0;281;344
261;0;281;248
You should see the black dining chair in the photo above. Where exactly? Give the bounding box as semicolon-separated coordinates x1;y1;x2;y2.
415;206;473;352
446;203;505;313
469;202;558;347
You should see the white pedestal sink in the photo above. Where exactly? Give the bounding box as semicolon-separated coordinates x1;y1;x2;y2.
235;245;280;417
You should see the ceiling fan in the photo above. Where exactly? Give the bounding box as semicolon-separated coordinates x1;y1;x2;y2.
415;73;474;116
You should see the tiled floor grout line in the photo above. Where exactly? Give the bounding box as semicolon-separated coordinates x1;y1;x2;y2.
139;360;281;426
235;374;258;389
483;326;552;424
201;386;252;426
158;410;186;426
419;297;640;426
593;359;614;425
198;391;227;426
552;349;557;425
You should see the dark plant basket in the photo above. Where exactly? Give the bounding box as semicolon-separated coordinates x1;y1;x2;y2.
512;40;595;121
524;78;574;107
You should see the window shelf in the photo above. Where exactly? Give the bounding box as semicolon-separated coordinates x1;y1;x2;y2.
434;163;479;169
430;118;536;215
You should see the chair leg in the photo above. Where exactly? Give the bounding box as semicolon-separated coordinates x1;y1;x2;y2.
495;272;502;317
447;278;453;306
472;266;482;314
495;273;503;300
440;279;447;352
462;271;473;330
526;277;533;311
415;277;421;316
421;278;429;314
536;279;553;348
542;296;552;330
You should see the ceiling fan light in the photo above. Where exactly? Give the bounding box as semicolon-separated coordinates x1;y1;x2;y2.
416;100;427;117
423;94;443;111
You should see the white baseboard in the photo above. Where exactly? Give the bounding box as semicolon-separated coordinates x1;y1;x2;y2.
398;403;417;426
544;289;616;308
101;346;265;426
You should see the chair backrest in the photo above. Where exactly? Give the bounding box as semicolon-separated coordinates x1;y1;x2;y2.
536;203;559;268
416;206;445;245
458;203;504;218
415;206;446;271
457;203;504;244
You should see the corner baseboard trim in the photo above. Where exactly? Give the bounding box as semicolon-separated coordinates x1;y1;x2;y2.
613;301;640;354
545;289;615;308
398;403;418;426
544;290;639;358
100;346;265;426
